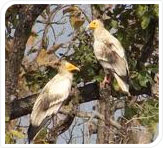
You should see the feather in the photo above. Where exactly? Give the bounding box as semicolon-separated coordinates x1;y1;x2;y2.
27;116;50;143
28;71;73;142
113;73;129;94
90;20;129;94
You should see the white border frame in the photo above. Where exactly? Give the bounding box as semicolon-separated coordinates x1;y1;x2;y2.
0;0;162;147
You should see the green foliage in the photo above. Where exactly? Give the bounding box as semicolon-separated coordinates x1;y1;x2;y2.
135;5;159;29
136;5;148;17
110;20;118;28
34;128;48;144
25;67;57;91
141;99;158;127
125;105;138;120
5;132;15;144
6;4;159;144
130;63;158;91
98;4;159;139
153;5;159;17
141;15;151;29
5;129;25;144
125;99;158;129
130;70;153;90
69;32;102;83
10;130;25;139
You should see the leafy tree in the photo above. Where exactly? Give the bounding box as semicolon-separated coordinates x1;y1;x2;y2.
5;4;158;144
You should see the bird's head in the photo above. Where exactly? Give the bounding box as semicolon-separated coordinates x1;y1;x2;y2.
88;19;104;30
60;61;80;73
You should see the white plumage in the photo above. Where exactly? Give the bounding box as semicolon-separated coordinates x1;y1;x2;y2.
28;61;79;143
31;72;73;126
89;20;129;94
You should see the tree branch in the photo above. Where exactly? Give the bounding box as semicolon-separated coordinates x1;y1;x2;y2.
9;81;99;120
71;110;122;129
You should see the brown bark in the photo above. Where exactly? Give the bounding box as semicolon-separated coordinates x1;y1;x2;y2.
5;5;47;121
92;5;114;144
96;95;105;143
9;81;99;120
96;85;113;144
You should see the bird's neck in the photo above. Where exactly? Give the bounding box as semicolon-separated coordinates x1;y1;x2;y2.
94;27;111;41
59;70;73;80
94;27;104;40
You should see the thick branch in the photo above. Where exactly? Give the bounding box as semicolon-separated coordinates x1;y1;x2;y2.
10;81;99;120
10;93;38;120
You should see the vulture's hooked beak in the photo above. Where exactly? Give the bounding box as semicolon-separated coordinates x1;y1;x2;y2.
65;62;80;72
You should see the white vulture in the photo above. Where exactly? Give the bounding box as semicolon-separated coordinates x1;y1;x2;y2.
88;19;129;95
27;61;79;143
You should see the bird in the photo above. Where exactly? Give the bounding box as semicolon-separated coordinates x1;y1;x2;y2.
88;19;129;95
27;61;80;143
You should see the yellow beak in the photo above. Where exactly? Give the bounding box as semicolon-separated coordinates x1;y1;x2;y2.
88;22;96;30
66;62;80;72
88;23;92;29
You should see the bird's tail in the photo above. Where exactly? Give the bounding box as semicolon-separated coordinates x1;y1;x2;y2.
27;124;41;144
27;116;50;144
27;103;63;143
114;73;129;95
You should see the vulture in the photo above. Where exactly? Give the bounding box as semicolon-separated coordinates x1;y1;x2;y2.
27;61;79;143
88;19;129;95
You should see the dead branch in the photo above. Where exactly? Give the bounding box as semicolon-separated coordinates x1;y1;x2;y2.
73;110;122;130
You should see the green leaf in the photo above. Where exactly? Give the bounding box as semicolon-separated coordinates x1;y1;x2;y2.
111;20;118;28
141;15;150;29
153;4;159;17
146;64;158;74
117;31;124;42
138;74;147;87
130;79;141;90
137;71;152;87
5;116;10;122
94;75;103;82
136;5;148;17
112;78;120;91
125;106;138;119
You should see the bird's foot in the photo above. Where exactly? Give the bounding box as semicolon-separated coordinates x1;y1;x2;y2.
100;75;111;88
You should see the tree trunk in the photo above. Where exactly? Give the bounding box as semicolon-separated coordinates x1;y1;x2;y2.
97;86;112;144
91;4;114;144
5;4;47;129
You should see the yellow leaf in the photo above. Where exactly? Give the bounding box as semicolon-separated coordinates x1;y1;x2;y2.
36;49;48;66
5;132;14;144
26;31;38;47
36;49;58;67
63;6;80;15
10;130;25;139
70;16;85;30
63;6;85;30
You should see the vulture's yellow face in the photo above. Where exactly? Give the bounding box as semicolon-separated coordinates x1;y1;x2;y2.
65;62;80;72
88;20;102;30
